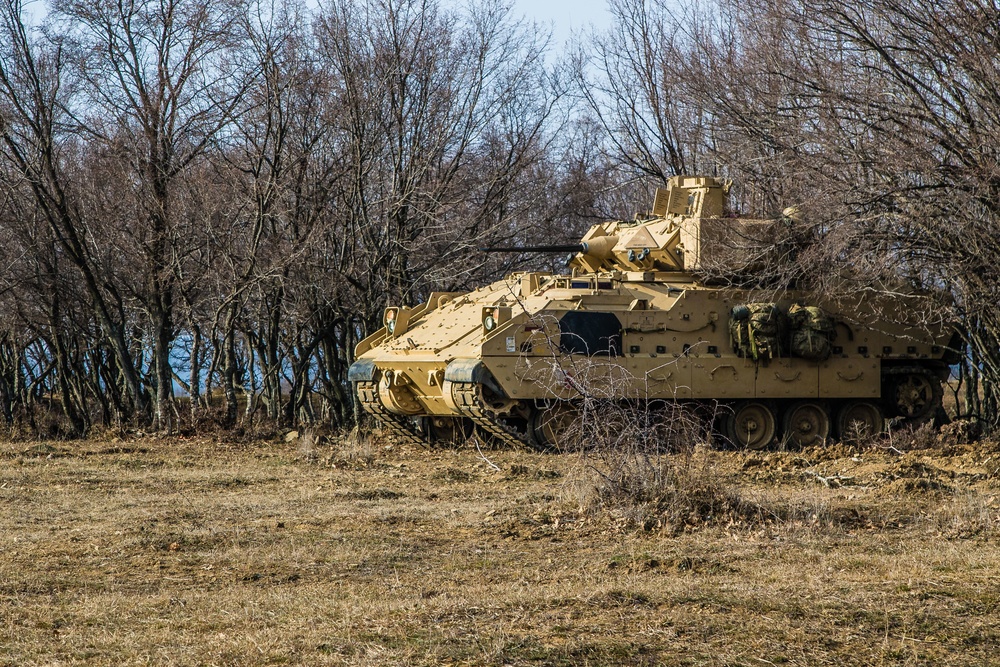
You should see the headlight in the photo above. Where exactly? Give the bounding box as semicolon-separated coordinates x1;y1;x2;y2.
483;305;510;333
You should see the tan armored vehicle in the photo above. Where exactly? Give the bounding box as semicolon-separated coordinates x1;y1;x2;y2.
349;176;958;449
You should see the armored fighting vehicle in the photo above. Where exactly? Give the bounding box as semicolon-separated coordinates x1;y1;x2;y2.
349;176;957;449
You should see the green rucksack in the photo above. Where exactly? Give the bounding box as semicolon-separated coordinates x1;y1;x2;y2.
787;304;835;361
730;303;787;361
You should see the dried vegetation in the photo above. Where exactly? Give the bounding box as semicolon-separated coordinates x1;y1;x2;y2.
3;429;1000;665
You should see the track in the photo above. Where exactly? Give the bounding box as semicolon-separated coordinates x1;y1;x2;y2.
449;381;537;449
356;381;427;446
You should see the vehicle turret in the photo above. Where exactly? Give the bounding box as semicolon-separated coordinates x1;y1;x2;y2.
483;175;780;277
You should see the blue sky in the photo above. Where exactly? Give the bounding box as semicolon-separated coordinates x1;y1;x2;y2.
512;0;611;46
21;0;614;61
24;0;613;41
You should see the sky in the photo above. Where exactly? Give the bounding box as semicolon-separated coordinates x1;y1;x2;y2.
512;0;611;47
20;0;615;66
24;0;613;43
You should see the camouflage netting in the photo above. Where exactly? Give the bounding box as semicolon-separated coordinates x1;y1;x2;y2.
730;303;787;361
787;304;835;361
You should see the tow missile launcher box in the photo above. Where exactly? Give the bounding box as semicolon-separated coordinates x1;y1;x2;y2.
349;176;958;450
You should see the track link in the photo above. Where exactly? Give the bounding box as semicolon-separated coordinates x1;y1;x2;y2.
356;381;426;446
450;381;536;449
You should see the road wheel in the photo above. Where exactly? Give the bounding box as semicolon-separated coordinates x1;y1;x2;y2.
836;401;884;441
725;401;777;450
782;401;831;448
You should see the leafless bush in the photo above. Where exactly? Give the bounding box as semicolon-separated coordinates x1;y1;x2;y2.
297;427;320;463
510;309;755;531
867;420;969;455
889;422;943;452
328;427;376;468
550;391;753;532
936;419;984;446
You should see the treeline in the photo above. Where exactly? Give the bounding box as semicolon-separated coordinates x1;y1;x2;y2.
0;0;998;437
0;0;601;435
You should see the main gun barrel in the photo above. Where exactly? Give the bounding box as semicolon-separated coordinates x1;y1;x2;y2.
479;244;586;253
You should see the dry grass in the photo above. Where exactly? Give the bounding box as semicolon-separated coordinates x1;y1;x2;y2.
2;431;1000;666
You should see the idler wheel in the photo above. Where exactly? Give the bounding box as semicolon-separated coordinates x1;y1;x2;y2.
782;401;831;448
724;401;777;450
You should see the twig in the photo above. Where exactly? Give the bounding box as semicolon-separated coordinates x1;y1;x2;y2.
473;434;501;472
804;471;855;488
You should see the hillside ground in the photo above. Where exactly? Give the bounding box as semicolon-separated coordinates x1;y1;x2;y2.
2;427;999;666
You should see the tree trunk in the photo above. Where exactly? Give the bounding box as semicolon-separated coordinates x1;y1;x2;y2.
189;323;203;421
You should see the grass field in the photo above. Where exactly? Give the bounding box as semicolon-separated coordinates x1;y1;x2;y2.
2;428;1000;666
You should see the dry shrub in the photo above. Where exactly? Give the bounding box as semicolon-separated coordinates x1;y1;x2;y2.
874;421;942;453
0;419;36;443
845;420;945;455
567;400;759;532
856;415;985;455
936;418;984;445
296;427;320;462
328;426;376;468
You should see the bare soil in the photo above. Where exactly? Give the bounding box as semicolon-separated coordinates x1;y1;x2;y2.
2;429;1000;666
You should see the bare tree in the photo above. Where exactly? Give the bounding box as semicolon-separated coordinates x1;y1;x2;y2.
317;0;557;309
53;0;246;430
0;0;151;429
573;0;716;184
